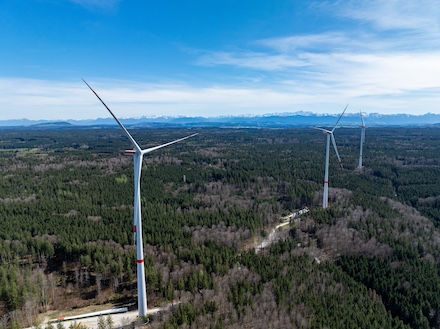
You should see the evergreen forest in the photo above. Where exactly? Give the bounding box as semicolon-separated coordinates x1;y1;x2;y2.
0;126;439;329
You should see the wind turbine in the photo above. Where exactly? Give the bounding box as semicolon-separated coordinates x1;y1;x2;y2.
82;79;197;317
314;105;348;209
358;111;366;170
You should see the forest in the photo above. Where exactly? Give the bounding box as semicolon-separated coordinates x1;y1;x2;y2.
0;125;439;329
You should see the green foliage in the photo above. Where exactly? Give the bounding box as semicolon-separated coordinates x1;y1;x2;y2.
115;174;128;184
45;322;55;329
68;322;87;329
177;269;214;292
0;127;440;328
228;280;262;317
176;241;236;276
97;315;106;329
338;251;440;329
239;240;409;329
164;300;218;328
308;207;347;225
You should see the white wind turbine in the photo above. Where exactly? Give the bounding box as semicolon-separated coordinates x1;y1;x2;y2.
314;105;348;209
83;79;197;317
358;111;366;170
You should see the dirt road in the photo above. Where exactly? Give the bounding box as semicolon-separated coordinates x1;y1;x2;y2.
28;306;170;329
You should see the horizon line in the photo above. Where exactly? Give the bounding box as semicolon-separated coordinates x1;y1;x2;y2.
1;111;440;123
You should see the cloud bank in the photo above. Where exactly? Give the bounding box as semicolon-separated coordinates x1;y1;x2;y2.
1;0;440;119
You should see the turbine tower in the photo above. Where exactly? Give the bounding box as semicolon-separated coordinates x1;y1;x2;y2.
358;111;366;170
83;79;197;317
314;105;348;209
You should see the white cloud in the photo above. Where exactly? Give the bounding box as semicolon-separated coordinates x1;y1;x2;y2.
254;32;352;53
1;67;439;122
190;0;440;115
195;46;440;96
336;0;440;33
0;78;318;120
2;0;440;119
197;52;309;71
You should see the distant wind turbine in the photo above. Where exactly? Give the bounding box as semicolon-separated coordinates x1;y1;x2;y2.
314;105;348;209
82;79;197;317
358;111;366;170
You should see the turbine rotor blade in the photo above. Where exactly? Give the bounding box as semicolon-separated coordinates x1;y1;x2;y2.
142;133;198;155
330;133;343;168
83;79;142;152
331;103;349;132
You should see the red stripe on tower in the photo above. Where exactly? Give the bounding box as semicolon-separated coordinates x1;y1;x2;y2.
137;259;144;264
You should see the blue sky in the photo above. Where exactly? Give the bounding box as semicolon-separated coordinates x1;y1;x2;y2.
1;0;440;120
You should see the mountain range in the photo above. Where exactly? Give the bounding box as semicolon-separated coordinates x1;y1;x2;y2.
1;112;440;128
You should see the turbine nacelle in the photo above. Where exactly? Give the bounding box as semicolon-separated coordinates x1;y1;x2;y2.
123;133;199;156
313;127;332;135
